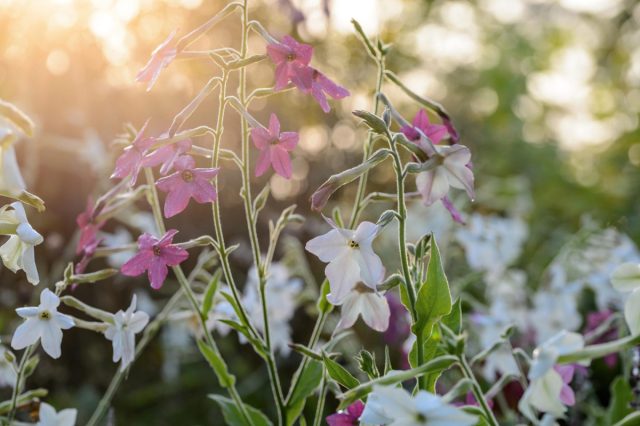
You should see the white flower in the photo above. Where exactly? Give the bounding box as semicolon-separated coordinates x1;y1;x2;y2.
611;262;640;334
335;283;390;332
0;127;26;195
360;385;477;426
0;344;17;388
11;289;74;359
306;219;384;304
105;295;149;371
519;331;584;420
415;144;474;206
0;202;43;285
36;402;77;426
528;290;581;344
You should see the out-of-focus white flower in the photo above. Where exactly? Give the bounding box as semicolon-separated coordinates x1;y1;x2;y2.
455;213;528;276
360;385;477;426
36;402;77;426
0;344;17;388
105;295;149;371
611;262;640;334
519;331;584;420
242;263;302;356
101;227;134;268
0;127;26;195
11;289;74;359
529;290;581;344
335;283;390;332
306;219;384;304
415;144;475;206
0;202;43;285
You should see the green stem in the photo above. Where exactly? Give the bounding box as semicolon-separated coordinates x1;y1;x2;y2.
6;345;35;423
312;370;328;426
458;355;499;426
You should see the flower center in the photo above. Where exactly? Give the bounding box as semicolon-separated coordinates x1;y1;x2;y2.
181;170;194;182
348;240;359;249
270;137;280;146
415;413;427;422
39;310;51;320
153;245;162;256
286;52;296;61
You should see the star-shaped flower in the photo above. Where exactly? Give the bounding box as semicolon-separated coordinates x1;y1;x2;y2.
105;295;150;371
250;113;298;179
136;30;178;91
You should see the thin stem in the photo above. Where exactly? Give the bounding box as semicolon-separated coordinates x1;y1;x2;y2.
7;345;35;423
458;355;499;426
312;370;328;426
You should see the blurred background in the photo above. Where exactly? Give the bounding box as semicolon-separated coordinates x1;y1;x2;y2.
1;0;639;424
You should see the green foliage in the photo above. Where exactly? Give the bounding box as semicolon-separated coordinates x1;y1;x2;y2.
356;350;380;380
209;395;272;426
285;360;323;426
197;340;235;389
606;377;635;425
323;355;360;389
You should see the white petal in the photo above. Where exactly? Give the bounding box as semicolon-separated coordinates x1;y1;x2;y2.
611;263;640;292
354;248;385;288
126;294;138;316
104;325;117;341
0;236;23;272
9;202;27;224
305;229;348;262
0;145;26;193
624;289;640;335
353;221;379;247
359;292;390;332
335;292;360;330
120;330;136;370
21;245;39;285
40;289;60;311
56;408;78;426
325;251;360;304
416;168;449;206
128;311;149;334
38;402;58;425
16;222;43;246
54;312;75;330
527;369;566;417
444;162;475;200
15;306;38;318
111;331;124;363
366;385;416;419
11;318;42;350
40;320;63;359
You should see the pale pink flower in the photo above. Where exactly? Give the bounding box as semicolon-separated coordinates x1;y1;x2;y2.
250;113;298;179
415;145;474;206
155;155;219;218
335;283;390;332
142;138;192;175
292;67;350;113
555;365;576;406
136;30;178;91
121;230;188;290
111;120;155;186
401;109;448;144
266;36;313;90
326;401;364;426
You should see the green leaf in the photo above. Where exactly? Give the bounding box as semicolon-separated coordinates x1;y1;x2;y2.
209;395;272;426
323;355;360;389
286;360;323;426
607;376;634;425
356;350;379;380
201;270;222;319
442;298;462;335
197;340;236;388
352;110;388;134
412;237;452;341
316;280;332;313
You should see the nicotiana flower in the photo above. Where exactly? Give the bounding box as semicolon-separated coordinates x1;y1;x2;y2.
36;402;77;426
104;295;150;371
142;138;192;175
335;283;390;332
416;144;474;206
136;30;178;91
155;155;219;218
0;202;44;285
250;113;299;179
326;400;365;426
0;126;26;195
306;219;384;304
611;262;640;334
0;344;17;388
401;109;448;145
519;331;584;420
111;120;155;186
11;289;74;359
75;199;103;257
121;230;188;289
360;385;477;426
292;67;350;113
266;35;313;90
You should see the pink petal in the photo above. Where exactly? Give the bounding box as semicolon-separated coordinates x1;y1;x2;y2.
317;73;350;99
413;109;430;129
326;412;355;426
270;146;292;179
148;257;169;289
441;196;465;224
251;127;271;149
266;42;290;65
268;113;280;137
279;132;299;150
559;384;576;406
274;62;290;90
311;85;331;113
255;148;271;177
554;365;575;384
121;250;154;276
164;186;192;218
191;179;218;203
137;233;159;250
173;154;196;171
156;173;183;193
192;167;219;180
347;401;364;417
157;229;179;246
160;245;189;266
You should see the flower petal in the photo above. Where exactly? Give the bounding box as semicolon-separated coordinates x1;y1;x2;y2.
270;146;292;179
11;318;41;350
306;229;347;262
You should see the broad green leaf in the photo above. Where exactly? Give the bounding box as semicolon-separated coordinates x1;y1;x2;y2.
323;355;359;389
286;360;323;426
197;340;235;388
442;298;462;335
201;270;222;319
606;376;634;425
209;395;272;426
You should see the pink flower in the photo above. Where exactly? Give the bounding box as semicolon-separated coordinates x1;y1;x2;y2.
121;230;188;290
441;196;465;225
155;155;219;218
292;67;350;113
75;199;104;256
250;113;298;179
142;138;192;175
136;30;178;91
584;310;618;367
401;109;448;144
266;36;313;90
554;365;576;406
326;401;364;426
111;120;155;186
